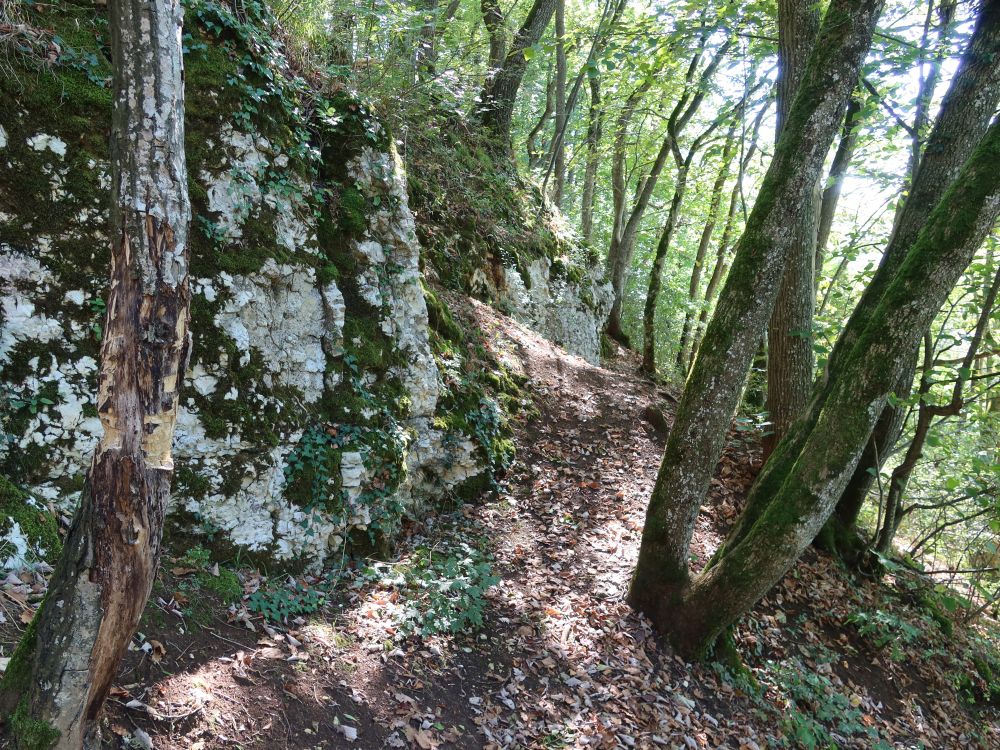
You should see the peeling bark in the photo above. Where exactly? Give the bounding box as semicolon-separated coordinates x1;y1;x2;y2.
0;0;191;745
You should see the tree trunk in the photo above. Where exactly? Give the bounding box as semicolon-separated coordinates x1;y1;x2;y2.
815;95;862;286
526;65;556;169
605;81;653;345
677;122;739;369
641;148;692;374
628;0;884;616
0;0;191;745
605;129;672;346
762;0;821;458
552;0;567;204
823;0;1000;552
641;103;731;375
689;99;771;371
478;0;558;147
615;36;733;357
481;0;507;74
415;0;461;79
875;263;1000;554
667;118;1000;657
580;74;602;244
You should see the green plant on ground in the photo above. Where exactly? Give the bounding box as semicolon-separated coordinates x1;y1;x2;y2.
770;657;889;750
175;545;243;604
845;608;926;659
246;578;326;622
364;539;500;637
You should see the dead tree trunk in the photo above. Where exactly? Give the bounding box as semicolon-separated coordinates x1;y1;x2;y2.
0;0;191;745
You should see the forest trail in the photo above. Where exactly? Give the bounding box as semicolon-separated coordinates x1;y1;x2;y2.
94;297;996;750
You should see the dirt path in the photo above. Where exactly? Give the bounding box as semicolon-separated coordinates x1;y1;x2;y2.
28;298;993;749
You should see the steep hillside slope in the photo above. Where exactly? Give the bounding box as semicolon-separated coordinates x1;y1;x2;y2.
8;294;987;750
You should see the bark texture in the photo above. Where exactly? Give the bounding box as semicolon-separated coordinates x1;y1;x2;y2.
673;118;1000;656
825;0;1000;551
0;0;191;745
628;0;884;623
763;0;821;457
478;0;558;146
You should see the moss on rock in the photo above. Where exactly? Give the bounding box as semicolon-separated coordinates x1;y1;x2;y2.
0;476;61;566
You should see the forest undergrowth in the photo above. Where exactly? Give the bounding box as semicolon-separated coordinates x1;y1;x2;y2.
1;293;998;749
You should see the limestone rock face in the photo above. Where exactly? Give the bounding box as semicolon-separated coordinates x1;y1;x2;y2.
0;118;479;567
0;2;605;569
499;258;612;365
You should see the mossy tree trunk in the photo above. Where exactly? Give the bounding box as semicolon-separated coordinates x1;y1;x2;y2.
0;0;191;746
875;264;1000;555
762;0;821;459
662;118;1000;658
628;0;884;641
478;0;557;147
822;1;1000;558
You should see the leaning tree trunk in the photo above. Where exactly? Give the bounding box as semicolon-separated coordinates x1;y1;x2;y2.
762;0;821;458
664;118;1000;657
478;0;557;147
875;264;1000;555
0;0;191;746
641;105;730;374
641;145;694;374
677;121;739;369
822;0;1000;556
689;98;771;371
628;0;883;607
605;129;672;346
552;0;567;204
580;74;602;244
815;95;862;288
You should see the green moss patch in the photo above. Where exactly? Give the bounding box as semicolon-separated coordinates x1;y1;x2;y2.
0;476;61;565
